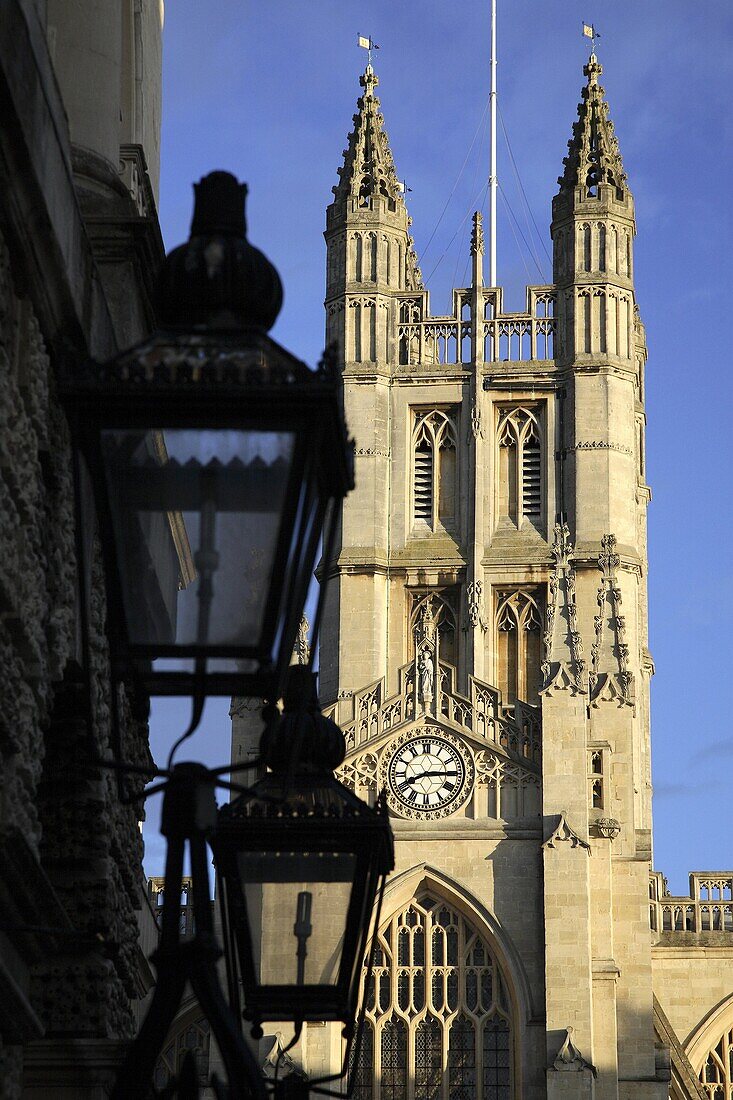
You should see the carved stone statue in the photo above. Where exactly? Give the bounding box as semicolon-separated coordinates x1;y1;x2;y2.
418;649;434;697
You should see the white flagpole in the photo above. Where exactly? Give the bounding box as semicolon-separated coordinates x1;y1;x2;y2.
489;0;497;287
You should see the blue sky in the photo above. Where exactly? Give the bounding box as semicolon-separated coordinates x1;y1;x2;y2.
145;1;732;893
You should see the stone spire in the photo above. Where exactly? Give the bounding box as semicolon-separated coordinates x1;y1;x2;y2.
332;65;405;212
556;53;627;204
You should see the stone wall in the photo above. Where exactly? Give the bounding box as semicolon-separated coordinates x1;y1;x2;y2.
0;1;163;1094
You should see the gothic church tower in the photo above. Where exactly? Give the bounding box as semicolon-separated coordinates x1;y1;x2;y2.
314;54;664;1099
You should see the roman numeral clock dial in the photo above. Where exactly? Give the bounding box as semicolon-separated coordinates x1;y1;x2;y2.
385;731;473;819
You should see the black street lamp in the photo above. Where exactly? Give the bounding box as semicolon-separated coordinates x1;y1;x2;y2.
61;171;352;715
58;173;392;1098
214;667;394;1062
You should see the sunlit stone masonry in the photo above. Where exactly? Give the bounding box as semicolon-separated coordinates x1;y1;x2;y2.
239;54;733;1100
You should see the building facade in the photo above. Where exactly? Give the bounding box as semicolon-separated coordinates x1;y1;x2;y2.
0;2;163;1095
295;56;731;1099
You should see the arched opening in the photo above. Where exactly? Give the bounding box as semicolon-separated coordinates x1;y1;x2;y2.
495;590;543;705
497;408;543;529
411;411;459;533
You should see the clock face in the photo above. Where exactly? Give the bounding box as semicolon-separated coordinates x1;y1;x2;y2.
388;735;467;814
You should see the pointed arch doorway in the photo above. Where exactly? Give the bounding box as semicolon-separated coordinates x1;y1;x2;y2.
352;892;515;1100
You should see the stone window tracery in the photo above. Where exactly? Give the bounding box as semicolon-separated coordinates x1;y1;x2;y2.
497;407;543;527
412;410;458;531
353;894;515;1100
700;1024;733;1098
495;590;543;705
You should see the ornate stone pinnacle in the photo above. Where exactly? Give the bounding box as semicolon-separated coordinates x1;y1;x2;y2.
471;211;484;256
331;64;405;212
556;55;627;198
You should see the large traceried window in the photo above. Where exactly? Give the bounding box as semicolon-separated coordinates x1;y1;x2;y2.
412;411;458;531
353;894;514;1100
497;408;542;528
495;590;543;706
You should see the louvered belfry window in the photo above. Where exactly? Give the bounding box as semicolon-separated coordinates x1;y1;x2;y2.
496;589;543;705
497;407;543;527
412;410;458;531
352;894;515;1100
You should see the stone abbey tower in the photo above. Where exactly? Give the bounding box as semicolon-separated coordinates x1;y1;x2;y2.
294;53;732;1100
227;51;733;1100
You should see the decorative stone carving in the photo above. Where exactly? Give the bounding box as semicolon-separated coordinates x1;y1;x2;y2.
465;580;487;631
417;649;434;698
543;812;591;852
469;403;483;440
567;440;633;455
541;522;586;696
470;211;484;256
262;1032;305;1078
337;751;379;792
589;533;634;707
593;817;621;840
294;615;310;666
552;1026;598;1075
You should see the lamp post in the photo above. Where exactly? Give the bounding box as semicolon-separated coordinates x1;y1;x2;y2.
60;173;394;1097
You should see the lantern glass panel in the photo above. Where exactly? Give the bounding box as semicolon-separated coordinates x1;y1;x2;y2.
237;851;357;988
100;428;296;655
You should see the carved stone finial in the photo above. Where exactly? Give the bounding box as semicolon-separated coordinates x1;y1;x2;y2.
552;1027;598;1076
471;211;484;256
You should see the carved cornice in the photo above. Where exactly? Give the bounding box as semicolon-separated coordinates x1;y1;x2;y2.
565;440;633;456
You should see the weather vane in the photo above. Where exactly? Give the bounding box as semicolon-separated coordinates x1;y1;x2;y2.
582;22;601;56
357;34;380;68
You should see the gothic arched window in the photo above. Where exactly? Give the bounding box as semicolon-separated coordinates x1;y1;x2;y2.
497;408;543;528
412;411;458;531
495;590;543;705
354;894;515;1100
